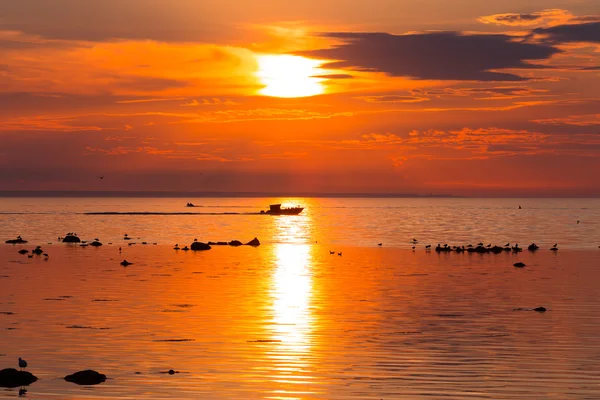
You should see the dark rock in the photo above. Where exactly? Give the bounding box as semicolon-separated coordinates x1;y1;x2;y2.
533;307;547;312
62;235;81;243
245;237;260;247
513;262;526;268
229;240;243;247
120;260;133;266
528;243;539;251
5;238;28;244
216;241;228;246
89;241;103;247
32;247;43;255
168;369;175;375
190;242;211;251
490;246;504;254
207;242;216;245
0;368;38;388
18;249;29;254
64;370;106;385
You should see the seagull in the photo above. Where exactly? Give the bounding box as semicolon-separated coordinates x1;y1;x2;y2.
425;244;431;249
329;251;335;255
98;176;104;180
18;357;27;371
120;260;133;266
577;220;580;224
337;252;342;256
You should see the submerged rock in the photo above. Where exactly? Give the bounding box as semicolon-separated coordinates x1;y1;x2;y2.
245;237;260;247
190;242;211;251
533;307;547;312
64;370;106;385
229;240;243;247
5;237;27;244
18;249;29;255
513;262;526;268
490;246;504;254
62;235;81;243
0;368;38;388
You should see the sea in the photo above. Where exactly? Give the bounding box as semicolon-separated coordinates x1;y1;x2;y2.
0;197;599;248
1;197;600;399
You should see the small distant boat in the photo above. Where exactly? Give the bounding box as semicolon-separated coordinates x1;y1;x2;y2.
186;202;198;207
261;204;304;215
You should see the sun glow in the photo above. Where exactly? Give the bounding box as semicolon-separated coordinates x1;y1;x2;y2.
257;55;326;98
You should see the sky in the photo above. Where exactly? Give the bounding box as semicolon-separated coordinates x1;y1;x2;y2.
1;0;599;196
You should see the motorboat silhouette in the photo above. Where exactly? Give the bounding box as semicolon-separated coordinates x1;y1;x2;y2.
261;204;303;215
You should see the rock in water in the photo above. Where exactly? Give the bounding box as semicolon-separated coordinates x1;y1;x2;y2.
89;241;103;247
0;369;38;388
5;238;28;244
190;241;211;251
513;262;526;268
62;235;81;243
229;240;243;247
64;370;107;385
245;237;261;247
533;307;547;313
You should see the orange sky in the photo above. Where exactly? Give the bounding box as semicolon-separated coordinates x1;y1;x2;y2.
1;0;599;196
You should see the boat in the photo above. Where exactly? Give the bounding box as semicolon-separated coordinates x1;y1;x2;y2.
261;204;304;215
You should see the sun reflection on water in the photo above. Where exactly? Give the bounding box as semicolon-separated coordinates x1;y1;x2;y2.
266;213;319;398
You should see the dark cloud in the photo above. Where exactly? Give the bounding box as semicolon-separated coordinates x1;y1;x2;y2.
312;74;354;79
534;22;600;43
494;13;541;24
302;32;560;81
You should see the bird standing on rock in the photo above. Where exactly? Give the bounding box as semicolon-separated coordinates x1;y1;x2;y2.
18;357;27;371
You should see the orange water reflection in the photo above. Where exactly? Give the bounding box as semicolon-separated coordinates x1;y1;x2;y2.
266;215;320;399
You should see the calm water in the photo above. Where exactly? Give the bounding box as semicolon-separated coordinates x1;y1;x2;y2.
1;197;600;398
0;197;599;248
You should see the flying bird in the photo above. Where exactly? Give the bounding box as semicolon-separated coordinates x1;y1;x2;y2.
98;176;105;180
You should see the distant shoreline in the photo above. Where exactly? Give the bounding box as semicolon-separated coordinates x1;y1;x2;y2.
0;191;459;198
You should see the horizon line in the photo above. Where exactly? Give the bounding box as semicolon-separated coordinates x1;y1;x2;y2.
0;190;459;198
0;190;599;198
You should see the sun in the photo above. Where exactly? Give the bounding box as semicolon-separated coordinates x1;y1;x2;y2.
256;55;326;98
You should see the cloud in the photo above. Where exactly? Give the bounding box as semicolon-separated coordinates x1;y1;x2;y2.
533;114;600;126
311;74;354;79
534;22;600;43
356;95;430;103
478;9;575;27
302;31;560;81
